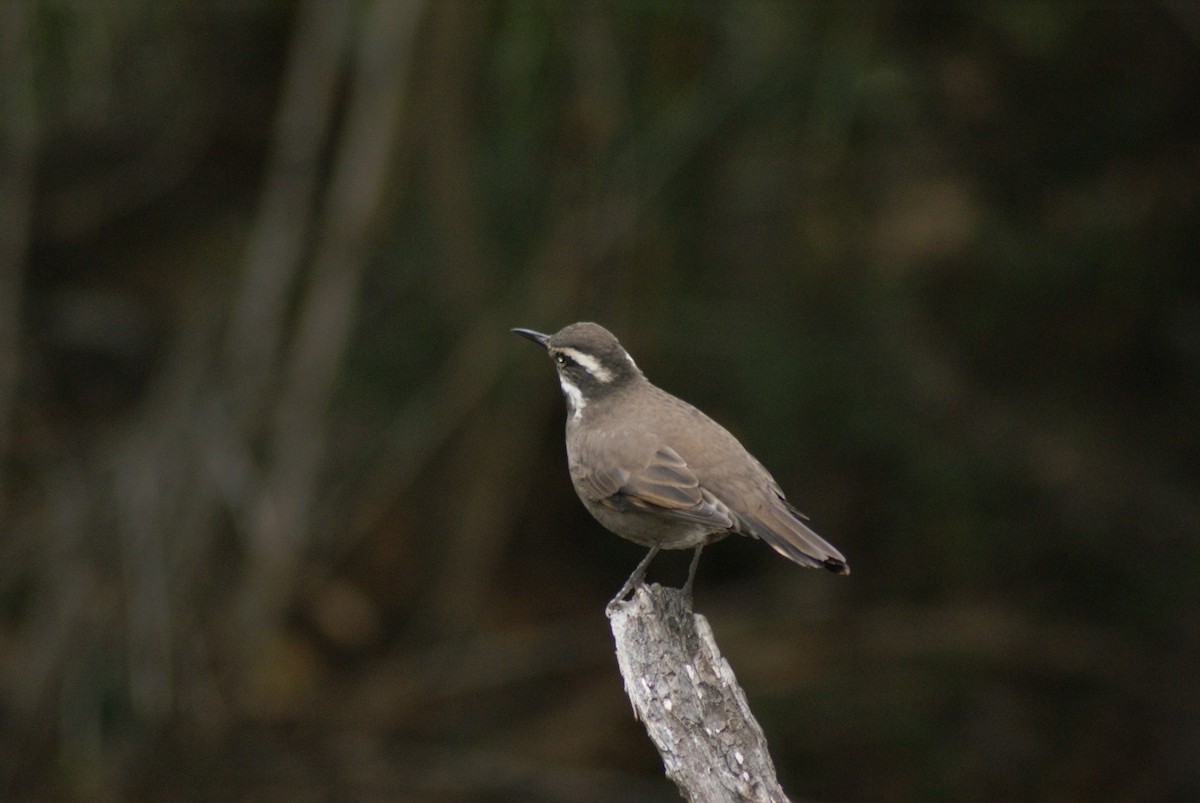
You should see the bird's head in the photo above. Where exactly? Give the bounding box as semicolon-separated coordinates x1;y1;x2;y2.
512;322;644;419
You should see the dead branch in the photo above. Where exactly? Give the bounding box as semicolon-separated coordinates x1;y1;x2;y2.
607;584;792;803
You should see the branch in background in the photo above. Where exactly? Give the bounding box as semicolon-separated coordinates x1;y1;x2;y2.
608;584;792;803
0;2;36;503
236;0;427;651
223;0;354;418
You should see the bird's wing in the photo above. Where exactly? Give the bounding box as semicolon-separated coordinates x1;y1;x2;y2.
575;444;737;530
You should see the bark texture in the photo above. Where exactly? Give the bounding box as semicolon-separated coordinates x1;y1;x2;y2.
607;584;791;802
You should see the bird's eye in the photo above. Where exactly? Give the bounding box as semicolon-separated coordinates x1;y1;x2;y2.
555;353;567;365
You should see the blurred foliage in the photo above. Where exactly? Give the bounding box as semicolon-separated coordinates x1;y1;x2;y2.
1;1;1198;800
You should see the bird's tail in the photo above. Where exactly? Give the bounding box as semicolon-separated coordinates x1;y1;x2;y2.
743;495;849;575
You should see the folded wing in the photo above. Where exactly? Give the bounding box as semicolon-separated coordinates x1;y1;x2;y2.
574;438;848;574
574;445;737;530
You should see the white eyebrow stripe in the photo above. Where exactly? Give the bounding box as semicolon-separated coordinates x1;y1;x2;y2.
557;347;614;383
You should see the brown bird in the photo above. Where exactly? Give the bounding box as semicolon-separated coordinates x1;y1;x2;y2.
513;322;848;603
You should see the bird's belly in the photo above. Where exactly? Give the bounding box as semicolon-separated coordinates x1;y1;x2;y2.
579;496;718;550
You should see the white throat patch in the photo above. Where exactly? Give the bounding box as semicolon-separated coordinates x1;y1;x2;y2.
559;376;586;420
557;347;614;383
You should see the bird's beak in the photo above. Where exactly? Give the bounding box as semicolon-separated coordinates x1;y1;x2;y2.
511;327;551;348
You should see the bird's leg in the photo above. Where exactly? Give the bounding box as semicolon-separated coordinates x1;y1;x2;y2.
609;543;661;607
683;543;705;606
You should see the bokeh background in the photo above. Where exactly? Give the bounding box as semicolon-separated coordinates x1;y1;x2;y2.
2;1;1198;800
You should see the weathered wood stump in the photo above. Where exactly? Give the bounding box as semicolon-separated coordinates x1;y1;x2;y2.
607;584;792;802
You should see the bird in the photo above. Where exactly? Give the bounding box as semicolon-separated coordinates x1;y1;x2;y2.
512;321;848;604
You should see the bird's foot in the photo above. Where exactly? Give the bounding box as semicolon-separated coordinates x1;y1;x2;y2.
680;544;704;610
606;543;661;612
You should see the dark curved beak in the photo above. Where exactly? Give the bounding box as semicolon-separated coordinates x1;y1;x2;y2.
511;327;551;347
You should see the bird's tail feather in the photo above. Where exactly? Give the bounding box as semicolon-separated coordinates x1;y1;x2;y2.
743;496;849;575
